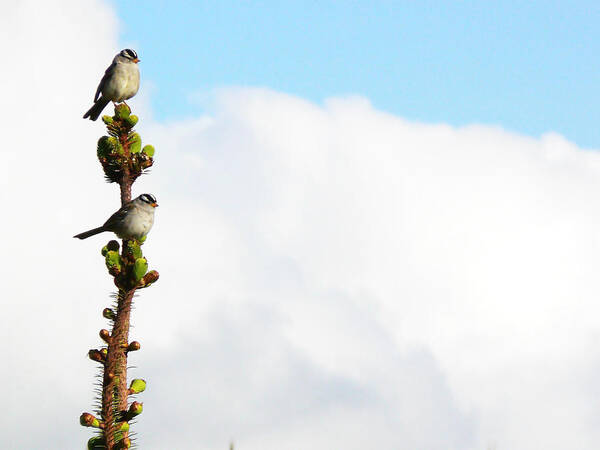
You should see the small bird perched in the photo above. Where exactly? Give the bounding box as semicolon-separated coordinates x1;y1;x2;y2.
74;194;158;240
83;49;140;121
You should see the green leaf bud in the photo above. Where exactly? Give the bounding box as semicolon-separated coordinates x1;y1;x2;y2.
126;240;143;259
97;136;113;158
115;103;131;119
102;115;114;125
126;401;143;419
129;132;142;154
133;258;148;281
128;378;146;395
87;436;105;450
142;145;155;157
125;115;138;128
80;412;101;428
105;250;122;272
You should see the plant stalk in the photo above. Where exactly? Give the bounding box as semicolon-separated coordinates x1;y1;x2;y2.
101;126;134;449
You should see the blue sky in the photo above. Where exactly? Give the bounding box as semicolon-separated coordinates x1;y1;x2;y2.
114;1;600;147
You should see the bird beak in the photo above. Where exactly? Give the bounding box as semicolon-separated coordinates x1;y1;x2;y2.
152;202;158;208
133;58;140;63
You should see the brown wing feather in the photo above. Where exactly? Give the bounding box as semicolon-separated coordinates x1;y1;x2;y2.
102;200;133;231
94;62;116;102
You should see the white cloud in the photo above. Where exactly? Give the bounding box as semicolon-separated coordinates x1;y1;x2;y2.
141;90;600;449
2;2;600;450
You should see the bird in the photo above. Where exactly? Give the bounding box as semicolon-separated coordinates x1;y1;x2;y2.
83;49;140;121
74;194;158;240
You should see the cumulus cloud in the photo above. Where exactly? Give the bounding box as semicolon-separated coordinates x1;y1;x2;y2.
142;90;600;450
3;2;600;450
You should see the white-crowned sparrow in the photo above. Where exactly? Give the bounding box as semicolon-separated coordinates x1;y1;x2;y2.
83;49;140;121
74;194;158;240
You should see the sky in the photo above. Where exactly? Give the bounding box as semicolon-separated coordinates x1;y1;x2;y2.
3;1;600;449
112;0;600;148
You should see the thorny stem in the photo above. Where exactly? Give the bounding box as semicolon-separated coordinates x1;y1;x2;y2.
102;289;135;449
119;133;132;204
102;127;134;449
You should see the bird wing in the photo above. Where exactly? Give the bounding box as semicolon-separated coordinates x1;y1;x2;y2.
94;62;117;102
102;202;131;230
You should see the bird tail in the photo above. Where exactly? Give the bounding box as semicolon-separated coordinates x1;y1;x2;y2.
73;227;105;240
83;97;110;121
